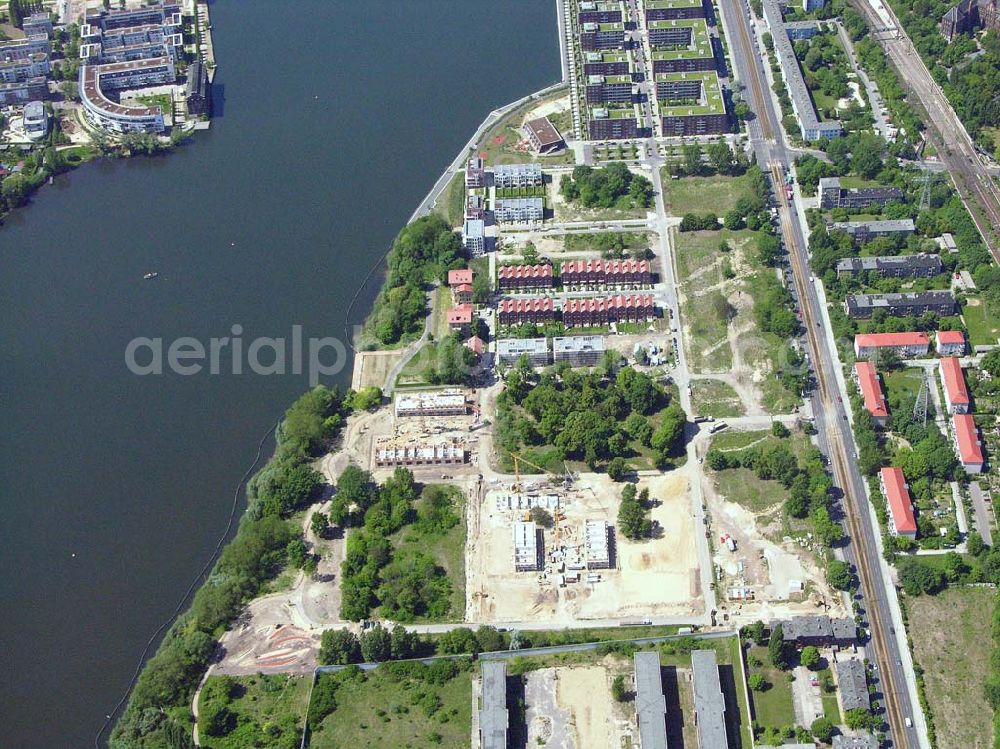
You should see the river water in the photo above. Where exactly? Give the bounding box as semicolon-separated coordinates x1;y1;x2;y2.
0;1;558;745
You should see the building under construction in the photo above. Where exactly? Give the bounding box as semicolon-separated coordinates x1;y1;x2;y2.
374;442;467;468
585;519;612;569
393;390;467;418
514;521;542;572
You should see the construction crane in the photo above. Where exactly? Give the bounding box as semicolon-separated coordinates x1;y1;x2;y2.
510;451;571;553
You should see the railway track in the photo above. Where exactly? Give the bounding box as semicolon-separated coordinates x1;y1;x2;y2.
770;160;912;748
729;0;775;142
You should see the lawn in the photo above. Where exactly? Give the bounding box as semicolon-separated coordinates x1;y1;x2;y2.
387;485;467;622
674;229;762;374
691;379;746;418
308;662;473;749
746;646;796;733
883;366;926;404
474;90;575;166
709;432;797;513
198;674;311;749
962;296;1000;347
662;173;754;217
439;172;465;228
908;587;997;749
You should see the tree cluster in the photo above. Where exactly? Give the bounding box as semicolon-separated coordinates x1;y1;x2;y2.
559;162;654;210
495;358;686;470
337;470;457;622
366;214;463;345
617;484;652;540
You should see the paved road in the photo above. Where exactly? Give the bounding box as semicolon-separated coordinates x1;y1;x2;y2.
717;0;927;745
971;481;994;546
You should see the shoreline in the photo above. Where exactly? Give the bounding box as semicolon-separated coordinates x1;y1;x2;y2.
108;33;568;749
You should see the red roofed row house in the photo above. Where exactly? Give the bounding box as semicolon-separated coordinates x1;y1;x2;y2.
562;294;656;328
936;354;985;473
938;357;970;414
498;298;555;326
853;361;889;427
953;413;985;474
853;332;930;359
936;330;966;356
498;264;554;291
560;259;652;288
879;467;917;539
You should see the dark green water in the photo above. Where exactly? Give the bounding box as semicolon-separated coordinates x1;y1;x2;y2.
0;2;557;745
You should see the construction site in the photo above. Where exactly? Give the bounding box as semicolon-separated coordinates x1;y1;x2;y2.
366;389;484;478
466;469;703;625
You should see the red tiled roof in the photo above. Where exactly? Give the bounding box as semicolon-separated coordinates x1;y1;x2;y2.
464;336;484;354
940;357;970;408
855;332;929;349
563;294;654;313
447;303;474;325
854;362;888;419
498;264;553;280
454;283;473;294
560;259;650;276
880;467;917;534
936;330;965;345
448;269;474;286
953;414;985;466
498;298;554;313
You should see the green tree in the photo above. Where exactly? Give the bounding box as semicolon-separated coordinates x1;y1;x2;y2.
800;645;821;670
827;559;852;590
390;625;417;660
360;624;391;662
607;457;628;482
437;627;479;655
286;538;307;569
749;673;768;691
319;629;361;665
612;674;628;701
810;716;835;742
769;623;788;669
310;511;329;538
199;700;235;738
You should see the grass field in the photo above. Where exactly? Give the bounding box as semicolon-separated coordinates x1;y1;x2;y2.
908;587;997;749
962;296;1000;347
662;173;754;217
691;379;746;418
738;270;802;413
883;366;925;404
440;173;465;228
387;486;467;622
199;674;311;749
308;663;473;749
674;229;757;374
746;646;796;733
709;432;795;513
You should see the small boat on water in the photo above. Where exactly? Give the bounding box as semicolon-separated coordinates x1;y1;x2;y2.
143;272;159;280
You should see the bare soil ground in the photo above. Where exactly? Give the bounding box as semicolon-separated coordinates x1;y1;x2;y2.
699;457;844;625
466;471;702;624
351;350;403;391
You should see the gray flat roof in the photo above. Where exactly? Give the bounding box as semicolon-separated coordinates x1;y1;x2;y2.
691;650;728;749
833;734;879;749
480;661;508;749
834;659;870;712
779;615;856;642
763;0;842;140
634;651;668;749
496;337;549;355
831;219;916;232
836;254;942;273
552;335;605;354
